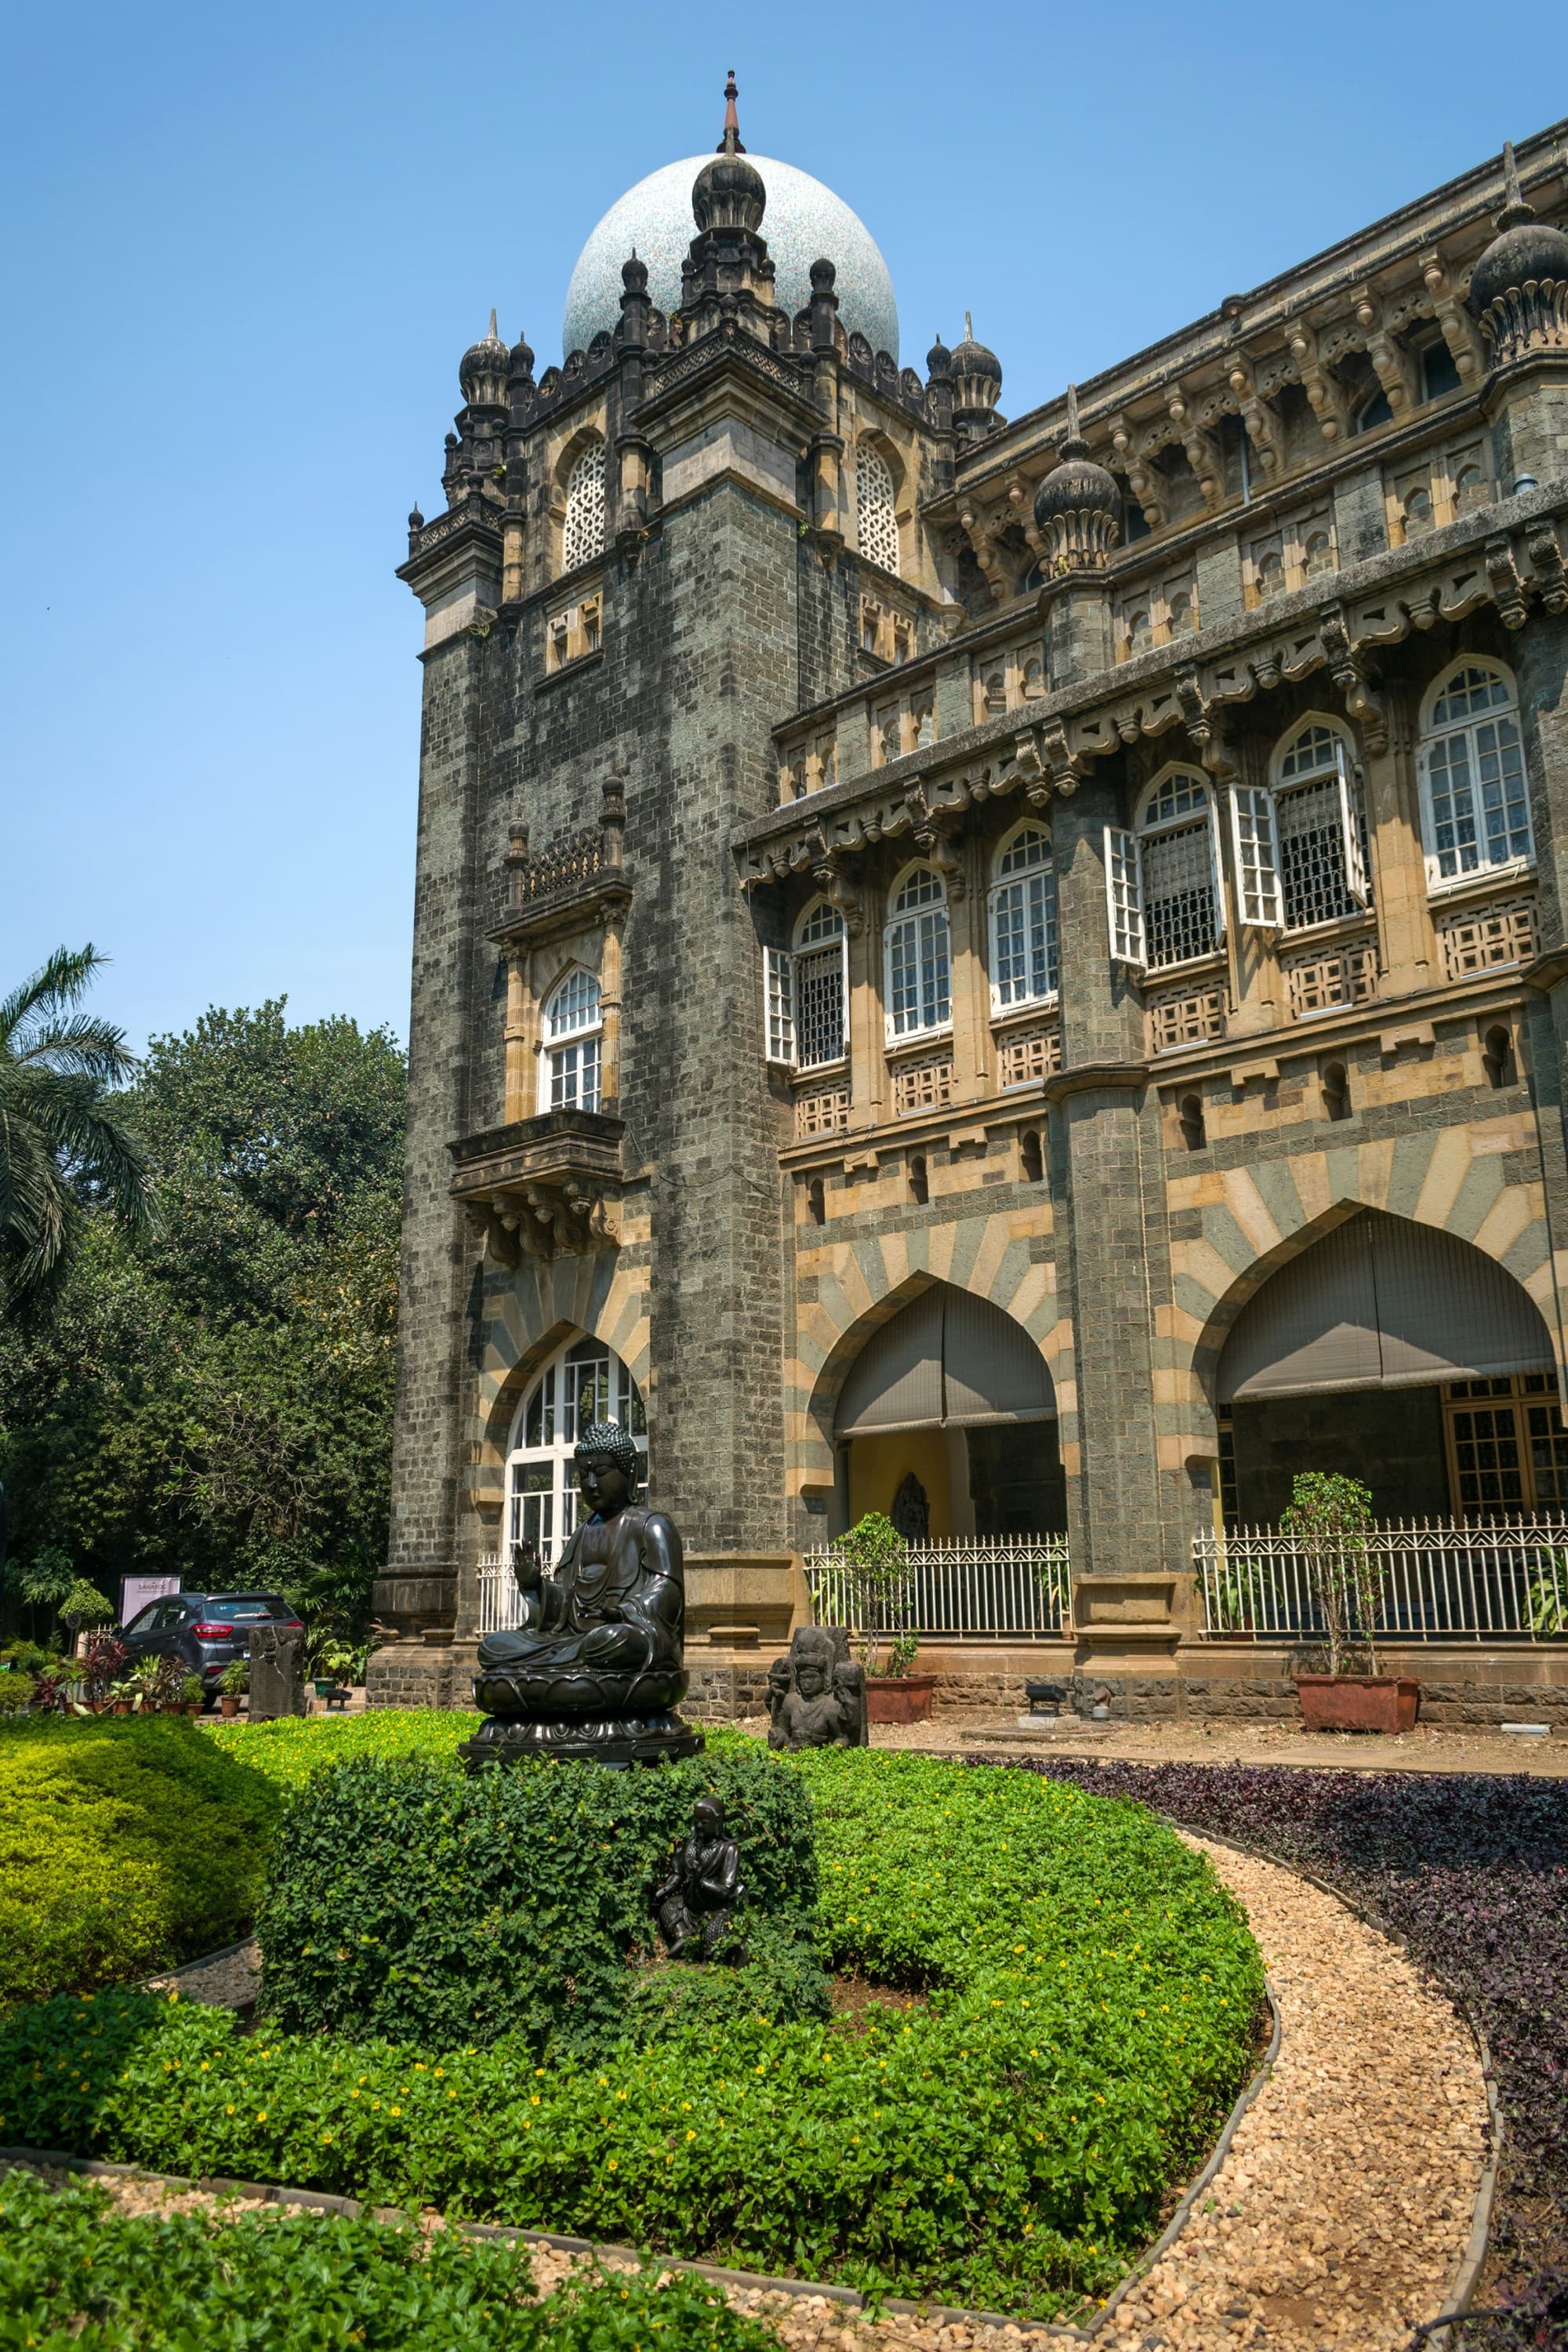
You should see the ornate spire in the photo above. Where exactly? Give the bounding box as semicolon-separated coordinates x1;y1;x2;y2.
1033;383;1120;574
1063;381;1084;452
1499;140;1534;230
717;67;746;154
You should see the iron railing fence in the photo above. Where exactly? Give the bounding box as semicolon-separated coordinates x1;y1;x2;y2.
803;1535;1073;1641
1194;1517;1568;1643
477;1554;525;1639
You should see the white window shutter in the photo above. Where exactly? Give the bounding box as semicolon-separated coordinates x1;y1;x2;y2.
764;947;796;1065
1206;793;1228;944
1334;740;1370;904
1229;785;1281;930
1104;826;1145;967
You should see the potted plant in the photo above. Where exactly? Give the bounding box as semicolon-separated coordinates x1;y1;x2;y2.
826;1514;937;1725
107;1678;136;1716
180;1672;206;1715
59;1578;118;1657
217;1661;249;1718
79;1632;128;1713
1285;1472;1420;1733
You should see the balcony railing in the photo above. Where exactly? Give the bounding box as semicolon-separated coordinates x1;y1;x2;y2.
804;1536;1073;1641
1194;1518;1568;1643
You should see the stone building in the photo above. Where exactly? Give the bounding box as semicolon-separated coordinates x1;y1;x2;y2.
370;89;1568;1726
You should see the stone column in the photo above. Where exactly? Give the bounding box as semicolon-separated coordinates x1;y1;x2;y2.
1360;681;1438;1000
946;833;990;1102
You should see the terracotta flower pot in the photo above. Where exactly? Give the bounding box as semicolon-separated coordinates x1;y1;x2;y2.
219;1693;241;1718
1296;1674;1420;1733
865;1674;937;1726
111;1700;131;1715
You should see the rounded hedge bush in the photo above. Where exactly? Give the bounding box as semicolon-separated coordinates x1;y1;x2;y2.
0;1745;1263;2318
256;1744;825;2055
0;1716;280;2008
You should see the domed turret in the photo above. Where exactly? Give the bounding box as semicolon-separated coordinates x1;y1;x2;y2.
506;327;535;384
1468;142;1568;372
1033;385;1121;573
949;313;1002;436
692;71;767;233
459;310;510;405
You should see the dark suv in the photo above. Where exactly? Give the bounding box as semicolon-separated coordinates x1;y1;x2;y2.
119;1592;303;1700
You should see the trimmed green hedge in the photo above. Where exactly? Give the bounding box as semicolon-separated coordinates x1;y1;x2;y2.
256;1744;826;2055
0;2168;776;2350
0;1748;1263;2318
208;1706;474;1790
0;1717;279;2009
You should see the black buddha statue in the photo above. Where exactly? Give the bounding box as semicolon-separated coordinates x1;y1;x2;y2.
459;1421;704;1769
652;1796;746;1960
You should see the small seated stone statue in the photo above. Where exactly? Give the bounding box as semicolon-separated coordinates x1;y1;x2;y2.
652;1796;746;1960
767;1625;867;1751
459;1420;702;1769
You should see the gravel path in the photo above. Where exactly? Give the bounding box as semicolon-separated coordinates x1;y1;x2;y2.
95;1828;1490;2348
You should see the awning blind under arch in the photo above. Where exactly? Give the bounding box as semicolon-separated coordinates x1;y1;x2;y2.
834;1283;1054;1436
1217;1210;1555;1403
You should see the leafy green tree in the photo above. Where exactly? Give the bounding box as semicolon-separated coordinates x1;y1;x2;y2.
0;1002;405;1646
1280;1470;1378;1677
826;1511;912;1675
0;946;154;1315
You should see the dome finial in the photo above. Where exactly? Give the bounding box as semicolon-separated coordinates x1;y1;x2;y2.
1498;138;1534;230
717;67;746;155
488;307;498;339
1065;381;1083;448
964;310;974;342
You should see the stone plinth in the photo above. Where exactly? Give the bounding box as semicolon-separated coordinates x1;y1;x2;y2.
1071;1572;1199;1675
248;1624;307;1719
683;1552;802;1650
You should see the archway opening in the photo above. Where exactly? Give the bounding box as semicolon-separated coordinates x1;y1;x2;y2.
1214;1209;1563;1523
832;1281;1065;1537
505;1334;647;1565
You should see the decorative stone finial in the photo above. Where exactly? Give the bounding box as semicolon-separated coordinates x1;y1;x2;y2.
717;67;746;154
1033;383;1121;574
1467;139;1568;369
949;314;1003;436
459;310;510;402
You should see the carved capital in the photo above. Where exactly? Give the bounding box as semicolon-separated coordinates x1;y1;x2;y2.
1527;519;1568;615
1318;602;1388;752
1485;535;1530;631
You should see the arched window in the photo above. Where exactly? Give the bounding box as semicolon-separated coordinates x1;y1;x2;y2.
506;1335;647;1568
539;967;602;1112
562;441;606;572
1135;771;1222;969
884;865;950;1039
989;825;1058;1011
856;443;899;577
793;899;847;1069
1418;662;1532;888
1271;720;1370;930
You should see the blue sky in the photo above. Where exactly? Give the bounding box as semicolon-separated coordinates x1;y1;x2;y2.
5;0;1566;1054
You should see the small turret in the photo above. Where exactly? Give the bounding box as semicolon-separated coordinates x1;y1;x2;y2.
1033;383;1121;572
459;310;510;408
1468;140;1568;372
949;312;1002;437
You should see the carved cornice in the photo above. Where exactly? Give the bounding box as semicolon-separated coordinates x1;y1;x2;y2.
1042;1061;1150;1106
449;1109;625;1265
735;490;1568;888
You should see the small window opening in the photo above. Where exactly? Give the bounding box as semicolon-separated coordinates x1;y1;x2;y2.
1323;1061;1351;1122
807;1177;826;1225
1421;339;1462;403
1483;1025;1516;1091
1179;1093;1207;1151
908;1153;929;1206
1020;1129;1044;1185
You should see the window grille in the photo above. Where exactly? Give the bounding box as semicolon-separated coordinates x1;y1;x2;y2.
891;1054;953;1116
884;866;951;1039
1139;770;1221;970
989;826;1058;1010
856;443;899;575
1282;941;1378;1018
794;902;847;1069
795;1086;850;1138
996;1024;1061;1089
505;1337;646;1571
1148;985;1225;1053
1436;893;1537;982
1274;725;1369;928
562;442;606;572
540;968;602;1112
1420;664;1532;888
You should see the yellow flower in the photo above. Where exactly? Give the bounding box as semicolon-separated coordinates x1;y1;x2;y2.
607;2158;618;2171
686;2129;696;2142
256;2111;267;2122
226;2105;235;2117
390;2106;401;2118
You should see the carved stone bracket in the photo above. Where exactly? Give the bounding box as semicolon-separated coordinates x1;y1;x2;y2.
1318;601;1388;752
1486;535;1531;630
1527;520;1568;615
1174;663;1236;782
449;1109;625;1265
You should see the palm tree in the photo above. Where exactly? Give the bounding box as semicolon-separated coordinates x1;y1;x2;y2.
0;945;155;1313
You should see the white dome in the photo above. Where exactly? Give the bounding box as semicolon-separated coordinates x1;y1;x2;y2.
563;154;898;365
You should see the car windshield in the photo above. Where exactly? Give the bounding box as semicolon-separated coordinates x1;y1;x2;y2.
205;1599;291;1620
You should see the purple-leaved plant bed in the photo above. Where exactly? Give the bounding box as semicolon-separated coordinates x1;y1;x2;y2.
976;1759;1568;2352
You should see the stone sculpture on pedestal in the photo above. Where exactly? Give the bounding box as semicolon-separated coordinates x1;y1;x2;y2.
766;1624;867;1750
459;1421;703;1769
651;1796;747;1959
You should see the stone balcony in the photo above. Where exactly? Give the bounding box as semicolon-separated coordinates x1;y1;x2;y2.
448;1106;625;1263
